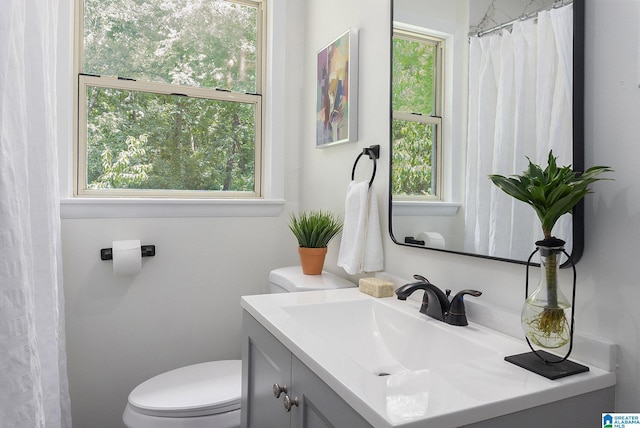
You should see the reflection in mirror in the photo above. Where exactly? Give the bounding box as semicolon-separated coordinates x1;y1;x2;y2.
389;0;583;264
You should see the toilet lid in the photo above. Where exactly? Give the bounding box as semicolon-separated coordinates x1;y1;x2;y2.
128;360;241;417
269;266;355;292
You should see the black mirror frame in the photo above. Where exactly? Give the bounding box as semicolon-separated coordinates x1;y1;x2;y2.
388;0;585;266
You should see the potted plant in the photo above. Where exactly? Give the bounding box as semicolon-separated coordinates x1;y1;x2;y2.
288;210;343;275
489;151;612;348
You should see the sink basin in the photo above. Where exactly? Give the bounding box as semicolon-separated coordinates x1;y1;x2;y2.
283;299;498;376
241;288;616;428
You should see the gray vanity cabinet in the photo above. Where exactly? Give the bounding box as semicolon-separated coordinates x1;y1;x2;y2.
241;311;372;428
241;310;291;428
289;356;373;428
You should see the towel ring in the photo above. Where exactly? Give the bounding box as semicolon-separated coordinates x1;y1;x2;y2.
351;145;380;188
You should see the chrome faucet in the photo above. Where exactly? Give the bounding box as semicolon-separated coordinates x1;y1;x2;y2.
395;274;482;326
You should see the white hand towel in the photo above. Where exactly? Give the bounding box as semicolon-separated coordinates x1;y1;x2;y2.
337;181;384;275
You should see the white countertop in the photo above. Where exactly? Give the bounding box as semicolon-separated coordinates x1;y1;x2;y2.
241;288;616;428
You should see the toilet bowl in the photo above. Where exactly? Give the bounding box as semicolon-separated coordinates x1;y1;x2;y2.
123;361;241;428
123;267;354;428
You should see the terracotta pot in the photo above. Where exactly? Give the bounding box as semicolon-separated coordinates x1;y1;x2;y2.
298;247;327;275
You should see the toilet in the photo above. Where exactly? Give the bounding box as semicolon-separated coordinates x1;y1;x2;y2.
123;266;354;428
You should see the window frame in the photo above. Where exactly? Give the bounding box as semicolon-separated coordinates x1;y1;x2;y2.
73;0;266;199
391;28;444;201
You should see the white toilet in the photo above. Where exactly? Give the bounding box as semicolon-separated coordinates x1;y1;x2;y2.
122;266;354;428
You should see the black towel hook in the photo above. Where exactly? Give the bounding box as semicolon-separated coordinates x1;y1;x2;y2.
351;145;380;188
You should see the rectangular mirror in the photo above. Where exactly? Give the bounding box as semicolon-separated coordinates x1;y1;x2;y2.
389;0;584;264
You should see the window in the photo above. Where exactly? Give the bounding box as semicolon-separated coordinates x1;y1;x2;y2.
75;0;264;198
391;29;443;200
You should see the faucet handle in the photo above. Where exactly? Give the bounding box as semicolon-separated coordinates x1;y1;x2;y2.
446;289;482;326
413;274;430;284
458;289;482;299
449;290;482;313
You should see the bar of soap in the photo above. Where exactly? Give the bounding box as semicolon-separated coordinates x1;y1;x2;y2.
358;277;395;298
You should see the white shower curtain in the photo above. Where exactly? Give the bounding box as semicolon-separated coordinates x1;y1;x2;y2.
464;4;574;260
0;0;72;426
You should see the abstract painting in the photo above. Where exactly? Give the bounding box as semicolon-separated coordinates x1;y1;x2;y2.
316;29;358;148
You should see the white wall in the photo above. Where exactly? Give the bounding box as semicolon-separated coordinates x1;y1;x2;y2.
60;0;640;425
60;1;306;427
62;217;294;426
299;0;391;272
301;0;640;414
580;0;640;411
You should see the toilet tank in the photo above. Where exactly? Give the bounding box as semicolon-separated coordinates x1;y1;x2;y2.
269;266;355;293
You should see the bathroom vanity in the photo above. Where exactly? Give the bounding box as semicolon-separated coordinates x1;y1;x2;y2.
240;289;615;428
241;311;370;427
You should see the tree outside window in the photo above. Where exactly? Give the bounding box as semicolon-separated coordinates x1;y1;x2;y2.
392;29;443;199
77;0;264;197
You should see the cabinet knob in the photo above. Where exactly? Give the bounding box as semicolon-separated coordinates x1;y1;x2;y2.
273;383;288;398
283;395;299;412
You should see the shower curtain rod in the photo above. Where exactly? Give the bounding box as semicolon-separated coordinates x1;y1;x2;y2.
472;0;572;38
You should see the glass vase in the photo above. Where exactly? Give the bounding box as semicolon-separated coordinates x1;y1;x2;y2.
521;240;571;349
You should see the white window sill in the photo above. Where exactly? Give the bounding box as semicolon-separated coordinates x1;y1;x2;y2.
392;200;460;217
60;198;286;219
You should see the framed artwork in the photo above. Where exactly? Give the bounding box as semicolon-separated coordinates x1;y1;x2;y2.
316;28;358;148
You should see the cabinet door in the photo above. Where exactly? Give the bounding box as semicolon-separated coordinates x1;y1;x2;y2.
241;311;292;428
291;356;372;428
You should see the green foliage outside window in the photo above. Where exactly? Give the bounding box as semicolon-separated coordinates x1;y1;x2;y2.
392;121;434;196
86;86;256;191
80;0;261;194
392;36;435;115
392;33;440;198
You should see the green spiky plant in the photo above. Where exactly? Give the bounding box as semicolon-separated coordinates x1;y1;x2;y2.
488;151;613;240
288;210;343;248
489;151;612;348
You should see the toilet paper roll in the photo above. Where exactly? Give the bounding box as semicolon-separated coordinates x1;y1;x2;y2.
416;232;446;250
112;240;142;275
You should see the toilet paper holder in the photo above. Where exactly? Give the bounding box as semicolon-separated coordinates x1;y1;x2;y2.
100;245;156;261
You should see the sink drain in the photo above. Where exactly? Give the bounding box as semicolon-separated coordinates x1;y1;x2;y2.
373;365;406;377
